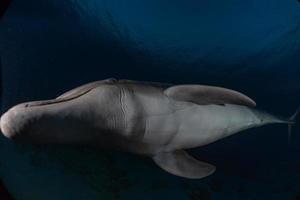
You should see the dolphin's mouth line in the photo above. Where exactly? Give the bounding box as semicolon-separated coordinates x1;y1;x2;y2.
24;98;73;107
25;88;94;107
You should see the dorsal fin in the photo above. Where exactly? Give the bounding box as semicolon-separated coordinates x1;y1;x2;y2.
164;85;256;107
56;78;117;100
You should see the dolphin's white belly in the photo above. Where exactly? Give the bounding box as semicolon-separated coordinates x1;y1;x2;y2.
143;103;257;151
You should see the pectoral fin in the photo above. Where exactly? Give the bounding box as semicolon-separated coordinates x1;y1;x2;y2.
164;85;256;107
152;150;216;179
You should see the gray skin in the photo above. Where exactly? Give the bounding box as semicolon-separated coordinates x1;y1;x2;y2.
0;78;297;179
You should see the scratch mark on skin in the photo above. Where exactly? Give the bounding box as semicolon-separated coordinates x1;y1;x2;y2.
119;87;127;131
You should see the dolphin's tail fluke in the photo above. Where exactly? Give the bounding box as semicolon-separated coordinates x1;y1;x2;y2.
288;107;300;143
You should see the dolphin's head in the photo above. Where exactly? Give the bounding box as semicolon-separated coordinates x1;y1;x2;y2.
0;87;112;144
0;100;94;144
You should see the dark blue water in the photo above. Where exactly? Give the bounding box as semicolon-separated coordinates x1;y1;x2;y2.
0;0;300;199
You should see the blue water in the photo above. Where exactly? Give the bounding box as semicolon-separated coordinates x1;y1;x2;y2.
0;0;300;199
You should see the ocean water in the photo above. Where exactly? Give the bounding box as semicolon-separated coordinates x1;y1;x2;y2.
0;0;300;199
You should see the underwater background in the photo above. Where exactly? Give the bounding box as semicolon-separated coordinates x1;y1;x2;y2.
0;0;300;199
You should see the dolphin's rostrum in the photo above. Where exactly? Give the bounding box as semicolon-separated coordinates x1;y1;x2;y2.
0;79;298;179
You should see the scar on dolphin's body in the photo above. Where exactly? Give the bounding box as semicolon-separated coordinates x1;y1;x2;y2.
0;78;298;179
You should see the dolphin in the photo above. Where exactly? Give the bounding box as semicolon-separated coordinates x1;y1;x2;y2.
0;78;298;179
